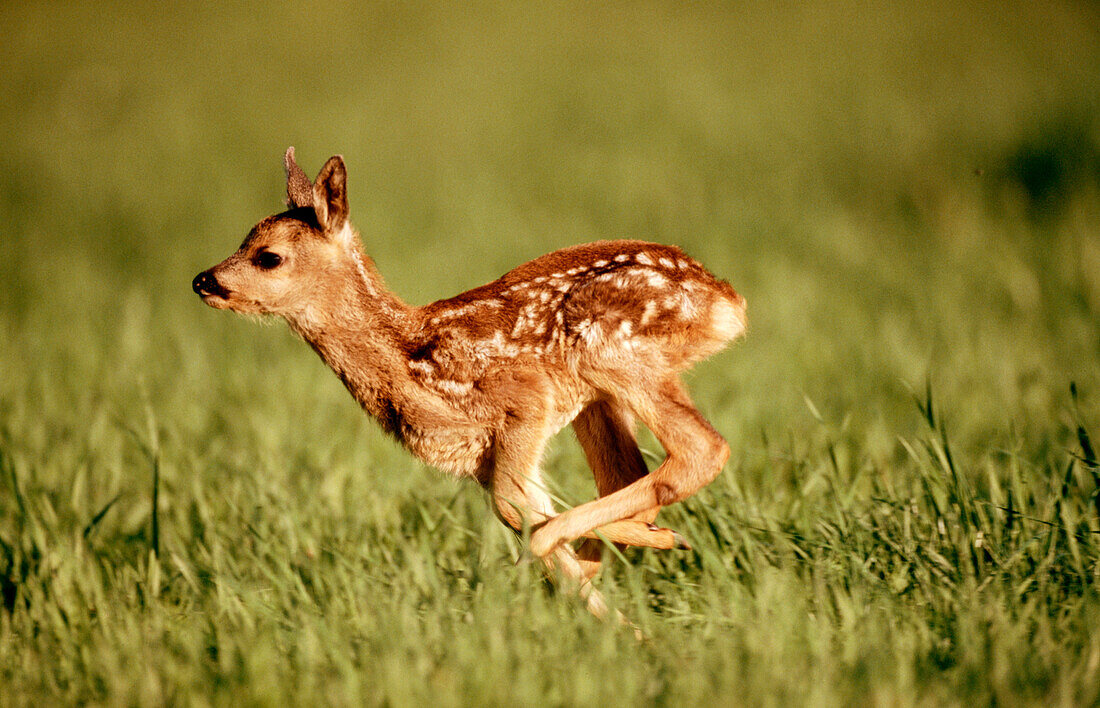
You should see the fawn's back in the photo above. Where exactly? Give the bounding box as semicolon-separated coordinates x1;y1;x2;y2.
408;238;744;419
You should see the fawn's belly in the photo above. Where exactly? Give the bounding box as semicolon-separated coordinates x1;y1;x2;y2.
402;424;494;480
398;374;594;483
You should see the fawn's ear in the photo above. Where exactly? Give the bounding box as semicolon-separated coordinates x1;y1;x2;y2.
313;155;348;233
284;147;314;209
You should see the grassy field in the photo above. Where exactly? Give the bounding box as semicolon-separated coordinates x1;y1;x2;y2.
2;1;1100;704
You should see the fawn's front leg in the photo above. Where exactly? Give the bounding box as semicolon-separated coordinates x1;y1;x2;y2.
572;399;689;580
530;377;729;559
490;419;611;618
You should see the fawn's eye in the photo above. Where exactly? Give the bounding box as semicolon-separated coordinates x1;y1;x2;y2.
254;250;283;270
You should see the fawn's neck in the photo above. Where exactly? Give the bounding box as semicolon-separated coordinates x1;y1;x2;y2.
287;239;417;431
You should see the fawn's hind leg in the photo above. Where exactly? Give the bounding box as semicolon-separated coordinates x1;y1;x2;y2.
530;377;729;559
572;400;687;579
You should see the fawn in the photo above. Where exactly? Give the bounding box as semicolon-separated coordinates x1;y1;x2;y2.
193;148;747;617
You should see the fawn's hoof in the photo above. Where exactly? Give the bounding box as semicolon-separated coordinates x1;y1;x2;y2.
672;531;692;550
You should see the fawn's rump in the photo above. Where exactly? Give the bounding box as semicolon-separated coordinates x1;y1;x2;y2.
708;281;748;346
561;265;746;373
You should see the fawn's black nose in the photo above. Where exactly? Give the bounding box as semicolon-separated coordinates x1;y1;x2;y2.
192;270;222;297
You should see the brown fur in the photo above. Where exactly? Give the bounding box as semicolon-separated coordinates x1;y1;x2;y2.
193;148;747;618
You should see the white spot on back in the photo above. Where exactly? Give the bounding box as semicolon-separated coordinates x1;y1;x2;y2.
576;319;601;345
635;252;654;266
435;378;473;396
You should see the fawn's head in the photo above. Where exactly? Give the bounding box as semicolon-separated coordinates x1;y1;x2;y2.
193;148;363;321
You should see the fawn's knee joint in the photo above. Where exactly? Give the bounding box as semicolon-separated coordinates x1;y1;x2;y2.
708;437;730;478
653;481;679;506
667;435;729;503
686;432;729;486
717;437;730;462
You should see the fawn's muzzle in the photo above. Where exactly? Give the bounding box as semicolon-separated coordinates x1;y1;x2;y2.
192;270;228;299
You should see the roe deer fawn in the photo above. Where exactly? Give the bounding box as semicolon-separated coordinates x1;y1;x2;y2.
193;148;747;618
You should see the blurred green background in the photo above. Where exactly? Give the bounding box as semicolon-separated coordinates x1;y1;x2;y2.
1;1;1099;704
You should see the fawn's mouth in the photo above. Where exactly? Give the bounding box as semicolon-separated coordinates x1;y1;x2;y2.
199;293;232;309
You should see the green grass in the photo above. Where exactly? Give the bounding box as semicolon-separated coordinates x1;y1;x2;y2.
2;0;1100;704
